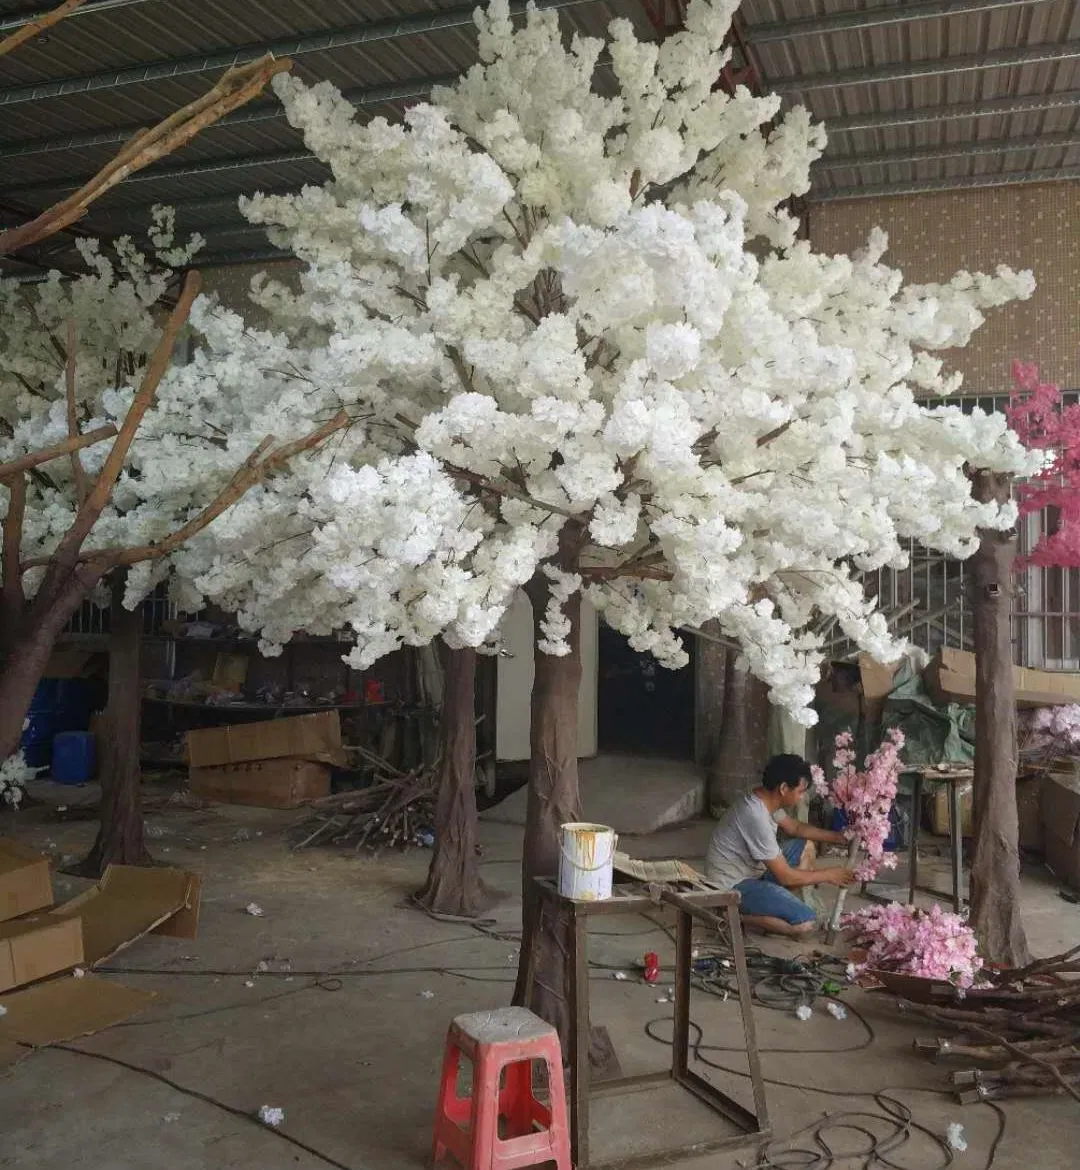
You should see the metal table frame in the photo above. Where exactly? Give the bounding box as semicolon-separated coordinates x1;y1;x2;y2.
524;878;770;1170
907;769;970;913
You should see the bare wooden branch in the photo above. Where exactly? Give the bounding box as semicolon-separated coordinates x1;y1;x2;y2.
65;319;89;504
0;55;292;256
0;425;117;480
0;0;84;60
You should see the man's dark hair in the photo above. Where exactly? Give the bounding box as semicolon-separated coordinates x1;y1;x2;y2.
761;754;812;792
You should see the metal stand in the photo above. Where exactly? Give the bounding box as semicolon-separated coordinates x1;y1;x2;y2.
527;878;770;1170
907;769;970;913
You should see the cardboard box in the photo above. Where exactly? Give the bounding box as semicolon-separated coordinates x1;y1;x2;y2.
211;652;249;692
0;914;83;993
0;839;54;923
925;647;1080;709
53;865;200;965
1017;774;1044;852
930;782;974;837
186;710;345;768
190;758;331;808
1042;772;1080;889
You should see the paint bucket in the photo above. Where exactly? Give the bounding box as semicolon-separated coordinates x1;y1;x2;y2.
558;822;617;901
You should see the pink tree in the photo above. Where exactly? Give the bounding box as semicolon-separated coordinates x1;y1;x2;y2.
1006;360;1080;567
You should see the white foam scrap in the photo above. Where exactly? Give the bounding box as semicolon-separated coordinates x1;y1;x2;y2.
795;1004;813;1021
162;1112;181;1123
947;1123;968;1152
826;1002;847;1021
656;996;669;1004
258;1106;285;1128
612;972;628;981
73;967;85;979
244;980;255;988
0;1005;6;1018
245;903;264;917
419;990;435;999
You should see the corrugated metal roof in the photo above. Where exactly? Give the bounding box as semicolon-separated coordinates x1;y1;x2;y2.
740;0;1080;199
2;0;1079;276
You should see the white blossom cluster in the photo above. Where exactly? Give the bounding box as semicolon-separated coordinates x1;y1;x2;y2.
0;751;34;808
4;3;1042;725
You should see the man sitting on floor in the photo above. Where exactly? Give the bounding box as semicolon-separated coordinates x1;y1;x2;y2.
705;754;854;937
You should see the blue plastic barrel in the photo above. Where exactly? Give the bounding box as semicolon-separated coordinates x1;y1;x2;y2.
51;731;96;785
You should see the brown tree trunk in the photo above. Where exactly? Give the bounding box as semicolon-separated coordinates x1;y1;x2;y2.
417;644;492;917
0;570;101;761
513;544;584;1047
81;582;150;874
970;469;1030;966
708;655;770;814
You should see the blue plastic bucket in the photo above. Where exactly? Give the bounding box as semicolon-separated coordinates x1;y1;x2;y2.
51;730;96;785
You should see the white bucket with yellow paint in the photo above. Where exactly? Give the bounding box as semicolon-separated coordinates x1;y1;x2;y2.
558;822;617;901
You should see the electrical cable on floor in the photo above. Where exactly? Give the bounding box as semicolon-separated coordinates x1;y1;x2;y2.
50;1043;364;1170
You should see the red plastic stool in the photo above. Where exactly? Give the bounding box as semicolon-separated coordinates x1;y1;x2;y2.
433;1006;571;1170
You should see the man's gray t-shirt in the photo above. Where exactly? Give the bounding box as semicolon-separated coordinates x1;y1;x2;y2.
705;794;786;889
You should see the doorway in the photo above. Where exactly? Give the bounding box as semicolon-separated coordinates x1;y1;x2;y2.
597;622;695;758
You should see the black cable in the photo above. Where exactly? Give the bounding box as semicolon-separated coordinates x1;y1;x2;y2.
51;1043;364;1170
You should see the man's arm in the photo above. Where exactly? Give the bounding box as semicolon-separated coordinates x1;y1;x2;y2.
763;854;854;889
777;815;847;846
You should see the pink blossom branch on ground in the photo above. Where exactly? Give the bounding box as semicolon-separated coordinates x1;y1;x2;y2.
814;728;905;881
1006;359;1080;569
843;902;983;989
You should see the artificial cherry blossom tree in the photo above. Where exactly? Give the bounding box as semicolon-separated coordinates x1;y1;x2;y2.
149;0;1042;1037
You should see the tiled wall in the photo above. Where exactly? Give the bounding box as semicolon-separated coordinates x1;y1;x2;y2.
809;182;1080;396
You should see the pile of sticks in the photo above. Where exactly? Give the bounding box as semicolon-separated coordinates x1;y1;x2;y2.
909;945;1080;1103
292;746;439;852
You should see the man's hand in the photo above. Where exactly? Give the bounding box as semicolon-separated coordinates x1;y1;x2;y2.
827;867;856;887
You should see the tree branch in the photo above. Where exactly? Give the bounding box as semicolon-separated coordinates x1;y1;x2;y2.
26;411;352;572
51;271;199;568
65;319;89;504
444;463;581;521
0;0;84;60
1;472;26;619
0;426;118;480
0;55;292;256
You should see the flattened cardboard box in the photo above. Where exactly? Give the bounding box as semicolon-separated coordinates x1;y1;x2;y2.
925;648;1080;709
186;710;345;768
190;758;330;808
0;838;53;923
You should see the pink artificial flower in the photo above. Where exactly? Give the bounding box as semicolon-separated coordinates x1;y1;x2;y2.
819;728;906;881
842;902;983;989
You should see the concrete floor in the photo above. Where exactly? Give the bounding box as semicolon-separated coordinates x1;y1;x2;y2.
1;790;1079;1170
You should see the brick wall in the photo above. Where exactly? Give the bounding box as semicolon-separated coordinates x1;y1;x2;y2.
809;181;1080;396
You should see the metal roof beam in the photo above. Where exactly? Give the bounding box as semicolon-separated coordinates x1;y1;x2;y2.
772;41;1080;93
0;0;156;33
3;148;324;197
816;132;1080;170
0;0;590;107
812;165;1080;201
746;0;1042;44
826;91;1080;133
0;72;455;160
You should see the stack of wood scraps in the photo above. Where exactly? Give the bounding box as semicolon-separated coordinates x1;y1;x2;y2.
292;745;438;852
906;944;1080;1103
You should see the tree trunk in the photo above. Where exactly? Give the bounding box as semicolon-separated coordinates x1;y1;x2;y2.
81;582;150;874
417;644;492;917
0;571;99;761
970;469;1030;966
708;655;770;814
513;557;584;1047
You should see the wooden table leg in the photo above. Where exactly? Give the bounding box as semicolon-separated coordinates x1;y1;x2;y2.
727;903;769;1131
949;780;964;913
672;908;692;1078
569;905;590;1167
908;774;923;905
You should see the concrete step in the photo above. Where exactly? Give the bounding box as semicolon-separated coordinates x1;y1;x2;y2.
482;754;705;836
